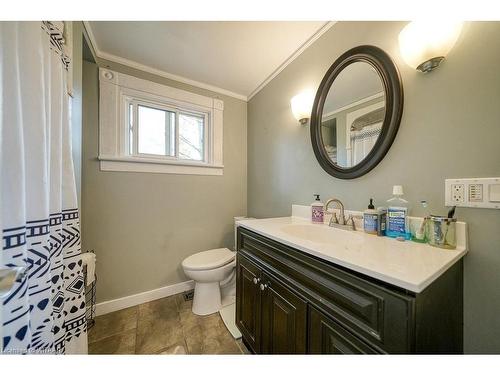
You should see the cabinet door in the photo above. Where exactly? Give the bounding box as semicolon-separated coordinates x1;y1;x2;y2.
236;255;262;353
260;273;307;354
308;306;379;354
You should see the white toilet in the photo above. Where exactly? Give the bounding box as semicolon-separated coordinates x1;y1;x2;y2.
182;248;236;316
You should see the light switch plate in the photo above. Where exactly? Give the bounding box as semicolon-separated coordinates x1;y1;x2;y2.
445;178;500;209
490;184;500;203
468;184;483;202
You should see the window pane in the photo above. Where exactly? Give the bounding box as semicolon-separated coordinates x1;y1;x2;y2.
179;113;204;161
137;105;175;156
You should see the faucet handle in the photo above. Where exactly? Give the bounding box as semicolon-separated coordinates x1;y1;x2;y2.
325;209;339;222
325;209;337;223
347;214;363;230
345;214;358;231
326;211;339;226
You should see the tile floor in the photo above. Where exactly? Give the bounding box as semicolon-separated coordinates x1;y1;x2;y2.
88;292;250;354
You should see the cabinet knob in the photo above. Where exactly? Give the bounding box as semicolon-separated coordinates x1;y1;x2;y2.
253;277;260;285
260;283;265;291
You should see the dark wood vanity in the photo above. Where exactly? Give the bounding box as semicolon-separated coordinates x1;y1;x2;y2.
236;226;463;354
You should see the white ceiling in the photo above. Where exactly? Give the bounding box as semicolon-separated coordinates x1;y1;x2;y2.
86;21;332;100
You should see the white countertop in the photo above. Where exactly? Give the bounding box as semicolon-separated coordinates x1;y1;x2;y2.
237;215;468;293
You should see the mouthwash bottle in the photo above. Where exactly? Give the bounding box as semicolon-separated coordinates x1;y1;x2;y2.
386;185;411;240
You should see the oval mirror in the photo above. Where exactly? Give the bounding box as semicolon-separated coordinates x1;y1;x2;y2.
310;45;403;179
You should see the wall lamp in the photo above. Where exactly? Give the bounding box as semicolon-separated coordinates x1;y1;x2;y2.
291;90;314;125
398;21;463;73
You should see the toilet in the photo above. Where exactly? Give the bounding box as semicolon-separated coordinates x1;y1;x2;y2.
182;248;236;316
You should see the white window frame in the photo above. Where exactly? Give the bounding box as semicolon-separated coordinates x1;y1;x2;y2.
98;68;224;175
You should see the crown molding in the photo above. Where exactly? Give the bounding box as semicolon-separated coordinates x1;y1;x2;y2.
82;21;99;56
83;21;248;101
96;50;248;101
247;21;337;101
322;91;385;120
83;21;337;103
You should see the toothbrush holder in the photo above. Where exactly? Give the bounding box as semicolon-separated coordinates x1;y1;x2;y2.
427;215;457;249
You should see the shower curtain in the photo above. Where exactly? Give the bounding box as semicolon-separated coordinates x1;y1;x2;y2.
0;22;87;354
350;122;382;165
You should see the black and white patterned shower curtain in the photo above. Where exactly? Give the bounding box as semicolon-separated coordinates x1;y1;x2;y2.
0;21;87;354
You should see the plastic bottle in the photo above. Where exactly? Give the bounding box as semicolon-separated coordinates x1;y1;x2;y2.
386;185;411;240
311;194;324;224
363;198;378;235
377;207;387;236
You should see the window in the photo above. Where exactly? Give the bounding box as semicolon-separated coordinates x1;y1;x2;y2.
127;101;207;162
98;68;223;175
136;104;175;157
178;112;205;161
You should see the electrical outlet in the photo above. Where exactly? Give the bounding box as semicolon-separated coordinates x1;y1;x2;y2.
445;178;500;209
451;183;465;203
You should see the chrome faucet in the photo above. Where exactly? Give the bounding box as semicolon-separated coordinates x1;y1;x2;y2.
324;198;359;231
324;198;346;226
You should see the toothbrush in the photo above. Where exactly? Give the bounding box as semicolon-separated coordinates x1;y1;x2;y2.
443;206;456;246
415;201;428;241
415;217;428;241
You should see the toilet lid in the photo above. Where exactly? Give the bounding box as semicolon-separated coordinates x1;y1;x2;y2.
182;248;235;271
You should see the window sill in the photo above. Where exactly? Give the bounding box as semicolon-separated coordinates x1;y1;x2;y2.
98;156;224;176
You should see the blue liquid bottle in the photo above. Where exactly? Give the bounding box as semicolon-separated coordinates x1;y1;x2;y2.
386;185;411;240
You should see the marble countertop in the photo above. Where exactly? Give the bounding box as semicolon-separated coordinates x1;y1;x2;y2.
237;211;468;293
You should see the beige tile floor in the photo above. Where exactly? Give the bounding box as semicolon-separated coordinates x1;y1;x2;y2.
88;292;250;354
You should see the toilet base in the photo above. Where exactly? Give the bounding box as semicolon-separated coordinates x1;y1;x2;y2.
192;281;221;316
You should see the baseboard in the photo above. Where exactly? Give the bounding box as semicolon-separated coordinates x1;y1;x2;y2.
95;280;195;316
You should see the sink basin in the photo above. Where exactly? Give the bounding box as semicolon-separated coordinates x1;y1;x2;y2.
237;215;468;293
280;224;363;246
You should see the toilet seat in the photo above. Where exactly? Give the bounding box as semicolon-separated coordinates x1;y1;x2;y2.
182;248;235;271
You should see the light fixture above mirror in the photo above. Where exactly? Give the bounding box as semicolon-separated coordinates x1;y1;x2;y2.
398;21;463;73
291;90;314;125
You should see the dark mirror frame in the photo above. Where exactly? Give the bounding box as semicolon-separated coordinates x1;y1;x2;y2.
310;45;404;179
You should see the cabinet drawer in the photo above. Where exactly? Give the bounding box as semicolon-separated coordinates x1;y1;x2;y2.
308;306;380;354
238;227;415;353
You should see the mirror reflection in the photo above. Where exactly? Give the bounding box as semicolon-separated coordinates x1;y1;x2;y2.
321;62;385;168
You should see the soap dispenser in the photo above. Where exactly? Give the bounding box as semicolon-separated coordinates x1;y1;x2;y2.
363;198;378;235
311;194;324;224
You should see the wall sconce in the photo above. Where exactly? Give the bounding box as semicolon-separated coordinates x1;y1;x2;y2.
398;21;463;73
291;90;314;125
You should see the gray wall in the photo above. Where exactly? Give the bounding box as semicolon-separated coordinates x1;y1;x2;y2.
247;21;500;353
82;60;247;303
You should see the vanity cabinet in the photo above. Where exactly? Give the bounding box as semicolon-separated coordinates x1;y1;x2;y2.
236;226;463;354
